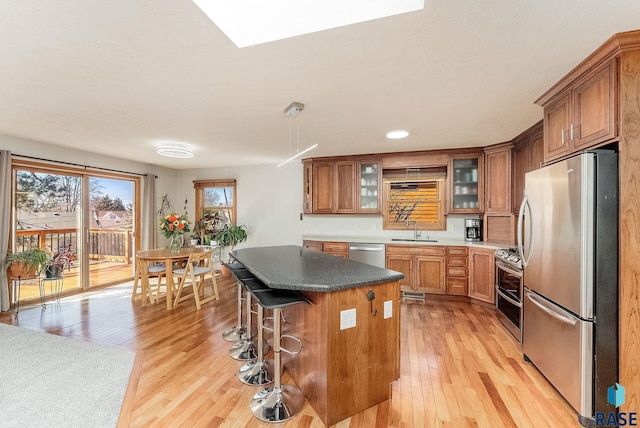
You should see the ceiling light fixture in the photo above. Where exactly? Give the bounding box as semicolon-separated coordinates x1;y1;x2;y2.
277;102;318;167
192;0;425;48
386;129;410;139
157;146;194;158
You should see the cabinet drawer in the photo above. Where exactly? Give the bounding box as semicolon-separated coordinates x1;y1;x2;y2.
446;246;468;256
386;245;446;257
446;277;468;295
322;242;349;252
447;266;468;277
447;256;468;267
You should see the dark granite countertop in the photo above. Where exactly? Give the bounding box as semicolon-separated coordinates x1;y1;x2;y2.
231;245;404;292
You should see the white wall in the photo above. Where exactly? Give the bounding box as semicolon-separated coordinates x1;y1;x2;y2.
176;162;305;250
0;132;179;229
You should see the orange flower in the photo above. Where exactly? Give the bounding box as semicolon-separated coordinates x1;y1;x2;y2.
168;215;177;222
178;223;185;230
169;224;174;231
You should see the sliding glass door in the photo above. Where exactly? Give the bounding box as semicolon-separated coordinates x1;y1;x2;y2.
88;176;136;288
12;161;139;298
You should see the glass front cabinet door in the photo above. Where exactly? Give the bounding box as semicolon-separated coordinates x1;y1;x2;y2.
448;154;484;213
357;159;381;213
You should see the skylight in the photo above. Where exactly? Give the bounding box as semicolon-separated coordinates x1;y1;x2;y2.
192;0;425;48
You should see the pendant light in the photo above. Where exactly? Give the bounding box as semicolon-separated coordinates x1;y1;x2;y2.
277;102;318;167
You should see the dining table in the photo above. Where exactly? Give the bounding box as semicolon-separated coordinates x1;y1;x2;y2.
135;247;207;310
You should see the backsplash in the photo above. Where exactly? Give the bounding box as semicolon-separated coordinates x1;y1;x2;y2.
301;214;480;241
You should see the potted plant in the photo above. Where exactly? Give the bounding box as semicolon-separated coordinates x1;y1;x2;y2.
192;212;224;245
3;248;52;279
213;223;248;274
45;245;75;278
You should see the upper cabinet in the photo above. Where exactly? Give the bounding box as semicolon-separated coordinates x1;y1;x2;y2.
447;153;484;214
484;143;513;214
537;58;617;163
511;121;543;213
303;157;381;214
358;160;382;213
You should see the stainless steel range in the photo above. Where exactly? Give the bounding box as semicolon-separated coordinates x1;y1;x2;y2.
494;248;523;343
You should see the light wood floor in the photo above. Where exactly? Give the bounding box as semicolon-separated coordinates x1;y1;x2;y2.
0;277;582;427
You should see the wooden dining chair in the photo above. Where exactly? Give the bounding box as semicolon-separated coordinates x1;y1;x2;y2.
172;250;220;309
132;260;167;305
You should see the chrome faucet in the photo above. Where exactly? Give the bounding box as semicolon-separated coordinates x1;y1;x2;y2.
405;219;421;240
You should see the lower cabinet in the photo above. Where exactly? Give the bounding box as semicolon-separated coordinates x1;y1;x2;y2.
302;240;349;258
468;247;496;304
322;242;349;259
386;245;446;295
303;240;323;252
446;246;468;295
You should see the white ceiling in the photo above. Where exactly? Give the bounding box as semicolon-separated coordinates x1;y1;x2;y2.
0;1;638;170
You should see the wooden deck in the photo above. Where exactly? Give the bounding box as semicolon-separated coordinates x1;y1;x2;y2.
0;276;582;427
10;260;133;304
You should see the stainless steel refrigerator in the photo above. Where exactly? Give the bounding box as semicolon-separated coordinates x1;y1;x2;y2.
517;151;618;427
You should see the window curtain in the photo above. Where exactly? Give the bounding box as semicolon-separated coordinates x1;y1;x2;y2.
0;151;12;312
140;174;157;251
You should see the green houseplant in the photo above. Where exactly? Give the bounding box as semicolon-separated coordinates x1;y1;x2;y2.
213;224;248;269
4;248;52;279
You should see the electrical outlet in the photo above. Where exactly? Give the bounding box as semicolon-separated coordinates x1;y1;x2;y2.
384;300;393;319
355;223;360;230
340;308;357;330
371;224;377;230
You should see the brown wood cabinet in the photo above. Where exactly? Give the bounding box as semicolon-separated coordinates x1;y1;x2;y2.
302;239;323;252
468;247;495;304
386;245;446;295
512;121;544;214
303;157;381;214
357;159;382;213
484;142;513;213
538;58;617;163
447;153;484;213
446;246;468;295
302;240;349;258
322;241;349;259
303;161;313;214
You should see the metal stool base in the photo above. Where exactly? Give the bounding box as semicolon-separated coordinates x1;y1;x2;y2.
238;360;274;386
222;326;244;342
250;385;305;423
229;339;269;361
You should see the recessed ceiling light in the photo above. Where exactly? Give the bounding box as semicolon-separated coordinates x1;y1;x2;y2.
157;146;194;158
192;0;425;48
386;130;410;139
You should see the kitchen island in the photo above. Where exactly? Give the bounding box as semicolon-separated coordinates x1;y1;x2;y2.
231;245;404;426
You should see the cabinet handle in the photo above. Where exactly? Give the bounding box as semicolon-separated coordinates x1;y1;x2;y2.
561;129;565;145
572;124;580;140
569;124;574;141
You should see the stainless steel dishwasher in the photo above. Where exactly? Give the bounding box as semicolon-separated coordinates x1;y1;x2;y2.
348;243;386;268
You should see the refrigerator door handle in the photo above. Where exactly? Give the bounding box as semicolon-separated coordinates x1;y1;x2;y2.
526;292;577;326
517;195;533;268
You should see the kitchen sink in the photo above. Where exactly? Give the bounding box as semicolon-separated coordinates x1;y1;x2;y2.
390;238;438;242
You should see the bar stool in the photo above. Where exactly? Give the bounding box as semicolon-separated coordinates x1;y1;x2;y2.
222;262;254;342
249;289;310;423
238;277;275;386
229;274;271;361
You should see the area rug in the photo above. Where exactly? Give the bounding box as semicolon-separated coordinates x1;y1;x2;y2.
0;324;136;428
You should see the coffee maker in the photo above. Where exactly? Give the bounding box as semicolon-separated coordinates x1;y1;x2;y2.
465;219;483;241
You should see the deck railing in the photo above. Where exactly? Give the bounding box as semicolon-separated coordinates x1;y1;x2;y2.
15;228;133;264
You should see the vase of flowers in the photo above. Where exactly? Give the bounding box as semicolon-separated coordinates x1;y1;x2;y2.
160;213;191;253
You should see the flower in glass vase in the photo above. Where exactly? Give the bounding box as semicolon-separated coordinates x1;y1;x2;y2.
160;213;191;252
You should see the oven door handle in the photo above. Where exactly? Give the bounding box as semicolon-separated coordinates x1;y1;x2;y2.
495;261;522;278
495;286;522;308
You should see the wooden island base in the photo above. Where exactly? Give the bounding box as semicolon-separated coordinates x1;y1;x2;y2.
283;280;401;426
